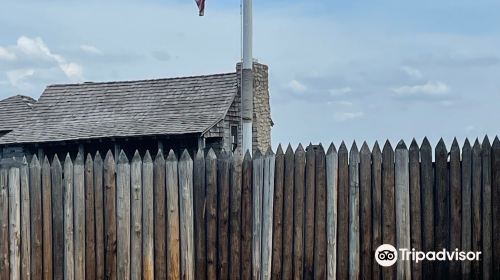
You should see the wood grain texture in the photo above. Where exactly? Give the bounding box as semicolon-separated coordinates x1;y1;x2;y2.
359;142;372;280
104;152;117;280
395;141;410;280
117;151;131;280
409;140;422;280
85;154;96;280
381;141;395;280
336;142;349;280
20;158;31;280
282;145;295;280
492;137;500;279
261;148;275;280
205;149;217;280
449;139;461;278
326;144;338;280
471;140;482;279
130;151;142;280
252;150;263;280
154;151;166;280
0;167;8;280
179;150;195;280
349;142;360;280
142;151;154;280
42;156;53;280
9;166;21;280
314;145;327;280
304;145;315;280
51;155;64;280
217;150;230;280
461;139;472;278
74;152;86;280
94;152;105;280
434;139;449;279
371;143;382;280
241;152;252;280
193;149;206;280
293;145;305;280
166;150;181;280
482;137;492;279
29;156;43;280
420;138;434;279
64;154;75;280
229;154;242;279
271;145;284;280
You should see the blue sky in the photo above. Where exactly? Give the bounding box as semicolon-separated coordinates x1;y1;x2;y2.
0;0;499;148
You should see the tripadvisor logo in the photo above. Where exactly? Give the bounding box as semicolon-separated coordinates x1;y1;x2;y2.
375;244;481;267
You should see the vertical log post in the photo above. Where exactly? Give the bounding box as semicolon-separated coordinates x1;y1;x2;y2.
482;137;492;279
193;149;206;280
217;150;230;280
420;138;433;279
261;148;275;280
241;151;252;280
205;149;218;280
143;151;154;280
471;139;482;279
304;145;315;280
381;141;395;280
20;157;31;280
449;139;461;278
371;143;382;280
94;152;105;280
117;151;131;280
337;142;349;280
293;145;306;280
51;155;64;280
252;150;263;280
42;156;53;280
314;145;327;279
326;144;338;280
64;154;74;280
29;156;43;280
461;139;472;278
282;145;295;279
359;142;372;279
229;152;242;279
271;145;284;280
395;141;410;279
166;150;181;280
492;137;500;279
85;154;96;280
179;150;195;280
130;151;142;280
154;150;166;280
409;140;422;279
349;142;360;279
9;165;21;280
104;152;117;280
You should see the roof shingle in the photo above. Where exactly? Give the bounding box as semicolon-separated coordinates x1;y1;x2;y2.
0;95;36;133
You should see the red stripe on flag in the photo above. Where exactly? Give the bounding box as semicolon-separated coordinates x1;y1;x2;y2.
196;0;205;16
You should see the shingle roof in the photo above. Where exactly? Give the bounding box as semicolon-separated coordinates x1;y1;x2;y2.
0;73;238;144
0;95;36;133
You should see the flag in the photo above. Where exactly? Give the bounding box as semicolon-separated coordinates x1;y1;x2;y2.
195;0;205;16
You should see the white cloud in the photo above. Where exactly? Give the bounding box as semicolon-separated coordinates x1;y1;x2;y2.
7;68;35;87
80;44;102;54
287;79;307;93
401;66;423;79
335;100;353;106
329;87;352;96
334;111;364;122
0;47;16;61
392;81;450;96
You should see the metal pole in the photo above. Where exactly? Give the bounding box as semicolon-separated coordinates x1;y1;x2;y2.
242;0;253;155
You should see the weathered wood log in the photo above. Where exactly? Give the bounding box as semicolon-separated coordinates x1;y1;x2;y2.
435;139;449;279
371;142;382;280
252;150;263;280
193;149;206;280
482;136;492;279
337;142;349;280
461;139;472;278
42;156;53;280
293;145;305;280
20;158;31;280
104;151;117;280
166;150;181;280
395;141;410;280
29;156;43;280
359;142;371;280
117;151;131;280
381;141;395;280
326;144;338;280
64;154;75;280
449;139;461;278
154;150;166;280
217;150;230;280
74;152;86;280
282;145;295;280
94;152;105;280
420;138;433;279
229;153;242;279
492;137;500;279
142;151;154;280
0;167;8;280
241;151;252;280
304;145;315;280
409;140;422;280
85;154;96;280
471;139;482;279
9;166;21;280
179;150;195;280
349;142;360;279
271;145;284;280
130;151;142;280
314;145;327;279
51;155;64;280
205;149;217;280
262;148;275;280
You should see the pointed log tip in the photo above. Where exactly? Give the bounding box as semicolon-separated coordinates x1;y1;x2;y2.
316;143;325;153
296;143;305;152
195;148;204;159
437;138;445;145
339;141;347;149
276;144;283;155
75;151;84;162
118;150;129;163
383;140;393;151
372;141;381;152
451;138;459;150
166;150;177;161
474;138;481;146
326;143;337;154
206;148;217;159
350;141;359;152
43;155;50;165
95;150;101;158
53;153;60;162
22;156;28;164
243;150;252;161
254;149;262;158
493;136;500;148
396;140;407;150
286;143;293;154
422;137;430;146
409;139;419;150
132;150;141;160
180;149;191;161
30;154;39;166
483;135;491;146
361;141;370;152
86;153;93;163
265;146;274;156
104;150;115;163
143;150;152;162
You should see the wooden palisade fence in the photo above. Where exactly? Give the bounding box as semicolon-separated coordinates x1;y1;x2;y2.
0;136;499;279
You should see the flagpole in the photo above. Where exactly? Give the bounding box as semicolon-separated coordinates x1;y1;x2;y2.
242;0;253;155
